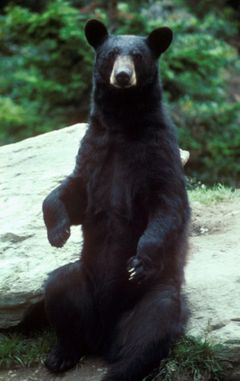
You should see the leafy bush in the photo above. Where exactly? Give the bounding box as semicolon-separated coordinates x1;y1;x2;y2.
0;0;93;143
135;3;240;185
0;0;239;185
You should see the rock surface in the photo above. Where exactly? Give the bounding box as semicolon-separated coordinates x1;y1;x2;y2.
0;124;86;328
0;123;240;353
186;199;240;346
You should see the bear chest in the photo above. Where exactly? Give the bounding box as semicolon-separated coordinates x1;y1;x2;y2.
86;144;148;222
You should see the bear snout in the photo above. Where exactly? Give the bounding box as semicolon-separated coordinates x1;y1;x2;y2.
115;70;131;87
110;55;137;88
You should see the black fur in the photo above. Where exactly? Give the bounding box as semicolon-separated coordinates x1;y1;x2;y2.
43;19;190;381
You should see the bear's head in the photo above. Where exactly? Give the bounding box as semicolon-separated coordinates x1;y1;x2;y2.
85;19;172;89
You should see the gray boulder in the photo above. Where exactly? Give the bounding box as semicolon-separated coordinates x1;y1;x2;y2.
0;124;86;328
185;199;240;346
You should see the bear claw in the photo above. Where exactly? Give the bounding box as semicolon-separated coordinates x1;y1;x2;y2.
47;222;70;248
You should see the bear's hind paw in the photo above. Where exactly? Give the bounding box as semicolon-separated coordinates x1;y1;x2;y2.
45;344;80;373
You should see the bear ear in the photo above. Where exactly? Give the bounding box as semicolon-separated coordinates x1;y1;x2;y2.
146;27;173;57
85;19;108;49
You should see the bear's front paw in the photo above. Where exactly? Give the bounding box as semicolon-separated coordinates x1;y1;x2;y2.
47;219;70;248
127;256;153;283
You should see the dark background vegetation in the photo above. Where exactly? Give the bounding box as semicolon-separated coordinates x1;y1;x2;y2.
0;0;239;185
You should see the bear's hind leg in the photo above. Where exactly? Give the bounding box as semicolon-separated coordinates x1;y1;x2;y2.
103;285;188;381
44;261;97;373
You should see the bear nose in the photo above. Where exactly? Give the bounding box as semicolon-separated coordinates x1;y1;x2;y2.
115;70;131;87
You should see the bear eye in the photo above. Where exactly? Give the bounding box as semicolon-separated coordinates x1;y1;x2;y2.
133;52;143;61
108;51;117;60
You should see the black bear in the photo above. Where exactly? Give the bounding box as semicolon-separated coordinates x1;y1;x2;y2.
42;19;190;381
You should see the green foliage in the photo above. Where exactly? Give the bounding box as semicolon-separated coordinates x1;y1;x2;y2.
188;184;240;205
0;0;239;185
0;0;93;143
0;330;55;368
145;5;240;186
145;336;224;381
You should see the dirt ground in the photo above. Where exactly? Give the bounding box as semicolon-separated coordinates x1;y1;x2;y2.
190;197;240;238
0;358;107;381
0;197;240;381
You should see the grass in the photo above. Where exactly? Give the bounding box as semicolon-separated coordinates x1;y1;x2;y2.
188;183;240;205
145;336;224;381
0;330;55;369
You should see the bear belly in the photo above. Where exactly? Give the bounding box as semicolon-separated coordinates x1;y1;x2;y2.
80;212;143;317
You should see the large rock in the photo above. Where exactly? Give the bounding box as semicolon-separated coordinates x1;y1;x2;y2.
0;124;87;328
186;199;240;346
0;123;240;354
